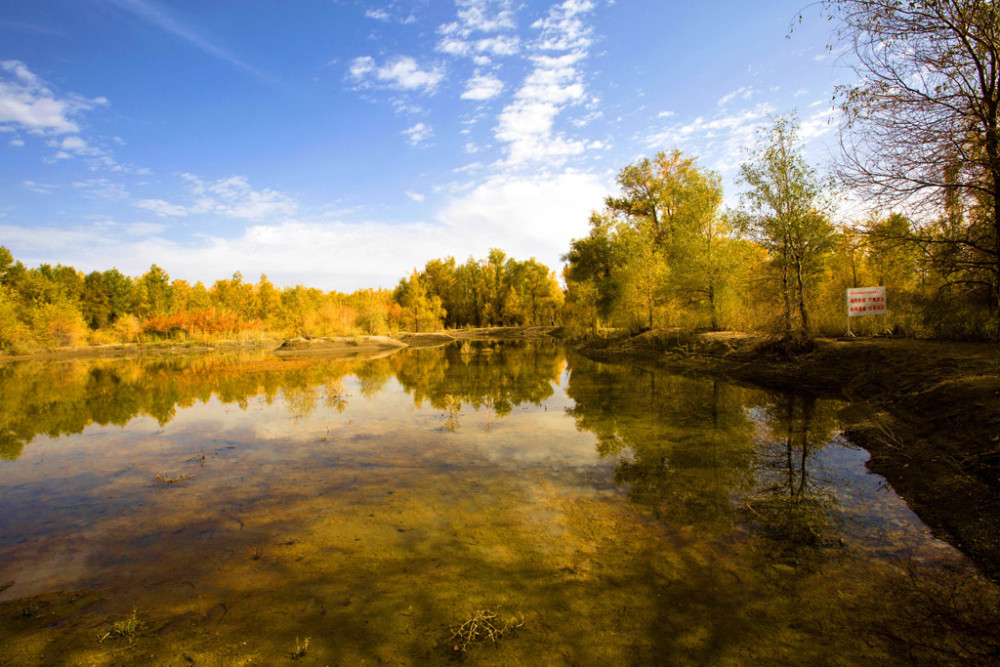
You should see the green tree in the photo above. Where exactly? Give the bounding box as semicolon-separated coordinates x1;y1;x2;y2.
136;265;173;318
738;115;834;337
81;271;112;329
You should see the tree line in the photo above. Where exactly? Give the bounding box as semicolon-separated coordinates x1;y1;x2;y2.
0;245;563;353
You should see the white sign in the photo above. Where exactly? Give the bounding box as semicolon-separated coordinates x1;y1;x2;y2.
846;286;886;317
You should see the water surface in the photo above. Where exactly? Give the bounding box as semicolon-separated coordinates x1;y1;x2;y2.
0;341;996;665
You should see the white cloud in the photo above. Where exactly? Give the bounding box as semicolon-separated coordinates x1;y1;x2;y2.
365;8;390;21
645;102;778;172
0;60;106;135
439;0;517;37
135;198;190;217
9;137;24;147
717;86;755;106
73;178;129;201
405;191;425;202
490;1;598;166
436;170;608;271
531;0;594;52
135;174;298;220
462;73;504;100
799;105;837;141
495;52;591;164
124;222;167;236
402;122;433;146
0;170;609;292
348;56;444;93
22;180;54;194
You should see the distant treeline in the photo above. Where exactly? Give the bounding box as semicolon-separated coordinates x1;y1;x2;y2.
0;246;563;353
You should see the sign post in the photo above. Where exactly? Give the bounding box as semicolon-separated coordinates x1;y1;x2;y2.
845;286;888;337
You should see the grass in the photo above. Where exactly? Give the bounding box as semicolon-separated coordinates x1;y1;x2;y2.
449;609;525;654
99;607;139;645
291;636;310;659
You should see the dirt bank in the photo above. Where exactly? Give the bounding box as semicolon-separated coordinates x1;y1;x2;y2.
0;327;560;363
575;328;1000;580
274;335;408;358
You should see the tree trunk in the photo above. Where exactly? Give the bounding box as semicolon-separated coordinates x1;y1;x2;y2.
794;253;810;336
781;250;792;336
708;277;717;330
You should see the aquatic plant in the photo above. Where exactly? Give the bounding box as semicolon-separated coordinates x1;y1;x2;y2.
291;636;310;659
99;607;139;645
449;609;525;653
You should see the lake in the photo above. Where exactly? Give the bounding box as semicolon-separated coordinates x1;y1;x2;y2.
1;340;996;665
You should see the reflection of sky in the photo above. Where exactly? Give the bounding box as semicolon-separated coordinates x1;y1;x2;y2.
0;353;964;605
0;364;609;600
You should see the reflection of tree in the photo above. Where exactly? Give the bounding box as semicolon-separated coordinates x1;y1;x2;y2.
0;355;366;460
392;341;563;426
565;356;757;534
743;394;842;553
0;341;564;460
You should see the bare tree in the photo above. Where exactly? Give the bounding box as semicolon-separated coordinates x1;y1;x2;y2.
823;0;1000;325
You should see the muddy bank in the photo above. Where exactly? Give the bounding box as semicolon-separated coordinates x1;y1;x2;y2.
1;327;559;363
575;329;1000;580
274;335;408;358
395;325;559;348
0;338;285;364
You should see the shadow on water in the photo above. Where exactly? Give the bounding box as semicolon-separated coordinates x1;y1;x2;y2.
0;342;998;664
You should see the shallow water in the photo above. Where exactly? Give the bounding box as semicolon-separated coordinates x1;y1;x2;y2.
0;341;996;665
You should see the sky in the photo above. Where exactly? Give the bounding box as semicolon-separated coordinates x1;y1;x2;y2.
0;0;853;291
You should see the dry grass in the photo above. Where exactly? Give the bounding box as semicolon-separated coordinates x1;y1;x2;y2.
449;609;525;654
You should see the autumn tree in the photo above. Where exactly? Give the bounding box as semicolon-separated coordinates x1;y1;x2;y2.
738;115;834;337
824;0;1000;334
394;270;445;332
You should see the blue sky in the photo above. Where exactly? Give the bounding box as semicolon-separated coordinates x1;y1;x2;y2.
1;0;851;291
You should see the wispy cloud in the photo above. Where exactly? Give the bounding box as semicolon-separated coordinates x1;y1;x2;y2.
135;173;298;220
73;178;130;201
717;86;755;107
646;102;778;172
402;122;433;146
348;56;444;93
100;0;276;85
0;18;66;36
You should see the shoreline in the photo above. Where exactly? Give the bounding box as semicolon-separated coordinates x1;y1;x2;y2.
571;328;1000;581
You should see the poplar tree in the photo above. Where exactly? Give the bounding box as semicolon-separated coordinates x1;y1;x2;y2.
738;115;834;337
